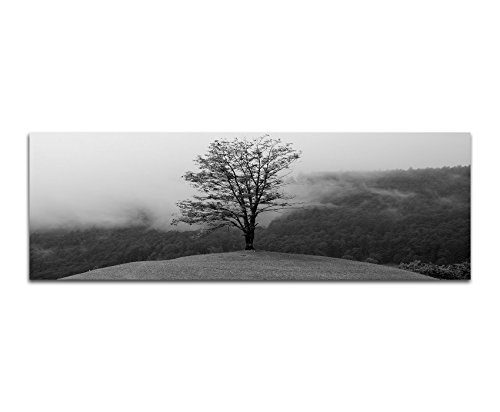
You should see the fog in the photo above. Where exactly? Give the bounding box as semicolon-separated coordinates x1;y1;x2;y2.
29;132;471;230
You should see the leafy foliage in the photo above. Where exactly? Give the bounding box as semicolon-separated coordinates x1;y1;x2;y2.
173;135;301;249
30;227;244;279
399;260;470;280
256;166;470;265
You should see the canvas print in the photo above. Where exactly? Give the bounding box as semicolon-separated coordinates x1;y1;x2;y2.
29;133;471;281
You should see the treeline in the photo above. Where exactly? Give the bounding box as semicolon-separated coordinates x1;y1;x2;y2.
30;228;244;279
258;166;470;264
30;166;470;279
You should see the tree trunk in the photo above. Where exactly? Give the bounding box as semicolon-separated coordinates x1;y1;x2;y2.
244;230;255;250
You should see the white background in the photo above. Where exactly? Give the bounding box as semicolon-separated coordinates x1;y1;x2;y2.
0;1;498;411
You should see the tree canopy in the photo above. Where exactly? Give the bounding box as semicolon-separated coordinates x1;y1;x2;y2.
172;135;301;249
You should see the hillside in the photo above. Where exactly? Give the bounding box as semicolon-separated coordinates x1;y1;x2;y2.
262;166;470;263
61;251;435;281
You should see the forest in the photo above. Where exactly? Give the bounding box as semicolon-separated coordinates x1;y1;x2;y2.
30;166;470;279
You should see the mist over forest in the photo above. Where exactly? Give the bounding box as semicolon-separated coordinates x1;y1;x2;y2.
30;165;470;279
29;132;471;231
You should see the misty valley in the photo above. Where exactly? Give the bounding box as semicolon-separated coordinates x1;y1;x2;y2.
30;166;470;280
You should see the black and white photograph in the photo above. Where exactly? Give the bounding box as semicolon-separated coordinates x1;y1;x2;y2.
3;1;499;411
29;132;471;281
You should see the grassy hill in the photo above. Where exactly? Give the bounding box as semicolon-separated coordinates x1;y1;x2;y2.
61;251;435;281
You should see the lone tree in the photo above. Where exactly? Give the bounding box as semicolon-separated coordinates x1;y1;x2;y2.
172;135;301;250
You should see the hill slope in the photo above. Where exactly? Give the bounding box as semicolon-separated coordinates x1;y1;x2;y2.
61;251;435;281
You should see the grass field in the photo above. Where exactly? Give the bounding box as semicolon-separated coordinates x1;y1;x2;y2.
61;251;435;281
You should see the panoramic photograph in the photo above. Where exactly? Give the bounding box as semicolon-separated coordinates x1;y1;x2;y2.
29;132;471;281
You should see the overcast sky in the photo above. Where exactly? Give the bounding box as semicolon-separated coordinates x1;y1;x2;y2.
29;132;471;229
